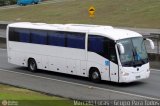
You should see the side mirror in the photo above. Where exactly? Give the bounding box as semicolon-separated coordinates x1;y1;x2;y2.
117;43;125;54
146;38;155;49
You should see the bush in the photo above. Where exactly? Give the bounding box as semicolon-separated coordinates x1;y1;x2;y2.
9;0;17;5
0;0;5;6
0;0;17;6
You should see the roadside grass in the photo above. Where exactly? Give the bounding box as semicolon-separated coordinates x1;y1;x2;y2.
0;0;160;28
0;84;74;106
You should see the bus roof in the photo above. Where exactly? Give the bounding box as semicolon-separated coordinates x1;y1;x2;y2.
8;22;142;41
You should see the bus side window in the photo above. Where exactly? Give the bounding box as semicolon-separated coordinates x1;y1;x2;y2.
30;30;47;45
66;32;85;49
9;28;19;42
48;31;65;47
88;35;117;64
18;29;30;43
88;35;104;55
88;35;110;59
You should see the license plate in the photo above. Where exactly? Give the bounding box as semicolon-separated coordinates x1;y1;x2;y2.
136;76;141;79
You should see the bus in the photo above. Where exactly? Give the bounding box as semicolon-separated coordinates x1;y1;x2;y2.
17;0;40;6
6;22;155;83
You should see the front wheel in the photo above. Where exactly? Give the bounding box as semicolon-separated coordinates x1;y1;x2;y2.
89;68;101;83
28;58;37;72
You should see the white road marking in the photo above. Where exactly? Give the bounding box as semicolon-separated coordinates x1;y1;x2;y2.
0;68;159;100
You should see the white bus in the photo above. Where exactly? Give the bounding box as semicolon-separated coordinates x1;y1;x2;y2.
7;22;154;83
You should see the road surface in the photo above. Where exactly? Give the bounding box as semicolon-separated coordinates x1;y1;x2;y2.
0;29;6;38
0;49;160;100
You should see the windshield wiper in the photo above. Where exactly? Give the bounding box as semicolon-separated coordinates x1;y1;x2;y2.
122;61;133;67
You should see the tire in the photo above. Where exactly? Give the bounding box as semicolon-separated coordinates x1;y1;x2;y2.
28;58;37;72
89;68;101;83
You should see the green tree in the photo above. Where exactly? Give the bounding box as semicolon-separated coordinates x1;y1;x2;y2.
0;0;5;6
0;0;17;6
9;0;17;5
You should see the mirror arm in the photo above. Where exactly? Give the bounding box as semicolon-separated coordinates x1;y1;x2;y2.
146;38;155;49
117;43;125;54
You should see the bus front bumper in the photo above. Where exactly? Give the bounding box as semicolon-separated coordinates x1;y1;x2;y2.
119;70;150;83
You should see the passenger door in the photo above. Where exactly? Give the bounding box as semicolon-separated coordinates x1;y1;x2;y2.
109;43;119;82
110;61;119;82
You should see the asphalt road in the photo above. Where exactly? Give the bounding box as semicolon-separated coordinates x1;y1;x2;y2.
0;29;6;38
0;49;160;100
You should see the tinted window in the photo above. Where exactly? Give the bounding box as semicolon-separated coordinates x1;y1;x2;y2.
88;35;117;64
31;30;47;45
9;28;19;41
66;32;85;49
17;29;30;43
88;35;104;53
48;31;65;47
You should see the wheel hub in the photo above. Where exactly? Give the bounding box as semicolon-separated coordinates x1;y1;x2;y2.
30;62;35;70
92;72;99;79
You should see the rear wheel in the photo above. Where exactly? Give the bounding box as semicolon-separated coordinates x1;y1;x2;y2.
28;58;37;72
89;68;101;83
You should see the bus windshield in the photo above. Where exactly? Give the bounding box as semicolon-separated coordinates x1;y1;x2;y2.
117;37;148;67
